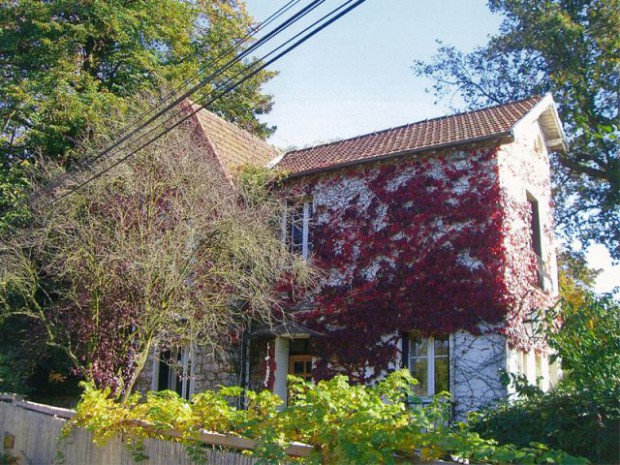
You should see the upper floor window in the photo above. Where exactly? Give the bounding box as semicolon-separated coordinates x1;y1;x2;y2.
407;335;450;397
284;200;313;259
527;193;542;259
527;192;550;290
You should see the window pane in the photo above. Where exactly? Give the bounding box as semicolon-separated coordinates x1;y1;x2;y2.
410;357;428;396
434;357;449;393
291;223;303;245
293;361;304;374
287;205;305;253
411;339;427;357
306;204;313;253
434;337;449;356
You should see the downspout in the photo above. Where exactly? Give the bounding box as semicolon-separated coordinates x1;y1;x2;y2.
240;323;252;409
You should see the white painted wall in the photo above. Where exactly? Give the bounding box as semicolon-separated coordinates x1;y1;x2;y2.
273;337;290;406
450;331;507;421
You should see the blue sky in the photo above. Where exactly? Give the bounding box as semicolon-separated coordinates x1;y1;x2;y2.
245;0;502;148
243;0;619;293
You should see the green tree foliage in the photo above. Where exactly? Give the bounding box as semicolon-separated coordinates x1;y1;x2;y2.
69;371;586;464
0;162;32;235
557;250;602;309
0;0;274;162
547;293;620;393
413;0;620;259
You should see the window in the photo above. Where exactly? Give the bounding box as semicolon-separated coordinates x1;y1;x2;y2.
289;355;313;382
408;335;449;396
527;194;542;259
527;192;549;289
288;338;313;382
157;347;195;400
284;200;313;259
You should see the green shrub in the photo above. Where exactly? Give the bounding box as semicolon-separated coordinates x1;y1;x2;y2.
471;294;619;465
469;386;618;464
70;370;587;464
545;294;620;393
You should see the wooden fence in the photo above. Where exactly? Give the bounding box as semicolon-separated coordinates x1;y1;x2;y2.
0;394;308;465
0;395;458;465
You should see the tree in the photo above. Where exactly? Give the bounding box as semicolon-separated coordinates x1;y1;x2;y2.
0;0;275;233
0;127;312;399
547;292;620;393
557;249;602;309
0;163;32;234
0;0;274;162
413;0;619;260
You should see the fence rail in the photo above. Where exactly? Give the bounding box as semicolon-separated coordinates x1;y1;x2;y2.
0;394;456;465
0;394;309;465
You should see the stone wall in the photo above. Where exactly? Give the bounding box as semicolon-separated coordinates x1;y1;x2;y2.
136;341;244;398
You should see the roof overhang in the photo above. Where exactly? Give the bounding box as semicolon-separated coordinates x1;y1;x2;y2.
250;322;323;339
513;93;568;153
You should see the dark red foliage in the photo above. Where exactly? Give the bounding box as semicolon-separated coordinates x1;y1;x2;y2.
283;147;551;382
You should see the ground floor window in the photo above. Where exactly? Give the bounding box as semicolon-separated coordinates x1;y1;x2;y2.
289;355;313;382
156;346;195;400
288;338;313;382
408;335;449;397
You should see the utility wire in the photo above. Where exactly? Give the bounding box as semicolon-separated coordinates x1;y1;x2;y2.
69;0;356;186
42;0;369;205
76;0;305;167
39;0;319;195
63;0;328;173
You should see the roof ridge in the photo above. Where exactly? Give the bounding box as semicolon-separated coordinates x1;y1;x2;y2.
285;95;542;157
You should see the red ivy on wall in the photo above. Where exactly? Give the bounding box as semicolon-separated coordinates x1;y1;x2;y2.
283;147;552;382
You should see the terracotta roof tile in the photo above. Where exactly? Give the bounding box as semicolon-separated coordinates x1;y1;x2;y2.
276;96;542;176
190;103;281;179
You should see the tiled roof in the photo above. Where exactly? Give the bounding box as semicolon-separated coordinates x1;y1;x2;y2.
276;96;543;176
189;102;281;179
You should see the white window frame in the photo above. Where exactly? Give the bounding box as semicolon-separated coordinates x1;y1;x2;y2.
282;200;313;259
408;336;450;397
152;346;195;400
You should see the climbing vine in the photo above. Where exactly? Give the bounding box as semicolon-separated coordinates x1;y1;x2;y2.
282;146;554;382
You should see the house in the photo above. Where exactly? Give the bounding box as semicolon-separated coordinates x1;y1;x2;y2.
139;94;566;420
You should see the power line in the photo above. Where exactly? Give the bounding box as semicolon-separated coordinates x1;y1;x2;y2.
40;0;369;206
62;0;329;173
76;0;307;168
70;0;358;183
39;0;319;194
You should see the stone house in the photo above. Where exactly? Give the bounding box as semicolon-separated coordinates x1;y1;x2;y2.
140;94;566;420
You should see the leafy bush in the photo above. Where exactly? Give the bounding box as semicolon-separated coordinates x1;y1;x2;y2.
469;386;618;465
470;294;620;465
70;370;587;464
545;294;619;393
